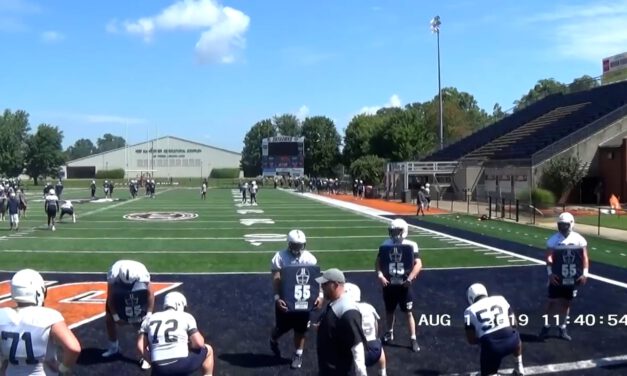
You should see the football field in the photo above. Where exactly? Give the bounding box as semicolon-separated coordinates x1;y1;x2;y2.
0;187;625;375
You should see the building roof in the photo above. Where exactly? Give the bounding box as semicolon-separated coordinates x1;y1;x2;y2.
66;135;240;163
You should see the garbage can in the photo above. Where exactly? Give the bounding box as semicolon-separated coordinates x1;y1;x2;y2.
402;190;411;203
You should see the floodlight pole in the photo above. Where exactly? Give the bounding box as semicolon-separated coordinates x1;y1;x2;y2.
431;15;444;150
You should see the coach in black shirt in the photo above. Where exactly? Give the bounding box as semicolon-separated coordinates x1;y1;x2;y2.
316;268;367;376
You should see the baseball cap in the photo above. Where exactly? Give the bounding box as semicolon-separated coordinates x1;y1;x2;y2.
315;268;346;284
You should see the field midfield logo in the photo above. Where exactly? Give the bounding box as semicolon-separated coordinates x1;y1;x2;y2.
124;212;198;221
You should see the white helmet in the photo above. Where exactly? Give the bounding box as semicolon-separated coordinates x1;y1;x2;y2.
287;229;307;256
163;291;187;311
49;189;55;195
344;282;361;302
388;218;408;241
11;269;46;306
466;283;488;305
557;212;575;235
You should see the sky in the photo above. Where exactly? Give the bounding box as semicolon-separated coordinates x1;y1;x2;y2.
1;0;626;152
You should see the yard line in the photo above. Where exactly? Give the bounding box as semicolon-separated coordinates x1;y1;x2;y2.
7;234;434;240
47;219;377;223
46;225;389;231
443;353;627;376
0;246;478;254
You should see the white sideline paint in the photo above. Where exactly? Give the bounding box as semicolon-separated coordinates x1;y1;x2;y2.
444;353;627;376
292;191;627;290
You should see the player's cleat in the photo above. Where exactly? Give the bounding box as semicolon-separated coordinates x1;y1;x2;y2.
139;358;151;370
559;327;572;341
382;331;393;344
512;369;525;376
538;326;550;340
102;344;120;358
411;339;420;352
269;339;281;357
51;225;55;231
290;353;303;369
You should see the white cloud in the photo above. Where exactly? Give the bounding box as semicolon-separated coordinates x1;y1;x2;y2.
296;105;310;120
108;0;250;64
83;114;147;125
41;30;64;43
527;1;627;61
358;94;402;115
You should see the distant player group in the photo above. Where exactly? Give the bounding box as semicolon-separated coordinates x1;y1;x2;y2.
0;209;587;375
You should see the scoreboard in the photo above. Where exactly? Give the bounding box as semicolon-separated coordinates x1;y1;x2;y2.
261;136;304;177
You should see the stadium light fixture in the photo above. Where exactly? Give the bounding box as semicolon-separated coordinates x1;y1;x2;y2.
430;15;444;150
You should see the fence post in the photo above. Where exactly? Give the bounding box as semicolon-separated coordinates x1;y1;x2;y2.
532;202;536;224
508;200;512;219
501;198;505;218
598;207;601;236
488;196;492;219
515;199;519;222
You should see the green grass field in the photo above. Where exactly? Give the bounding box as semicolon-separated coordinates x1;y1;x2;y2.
574;210;627;231
0;188;538;273
419;214;627;268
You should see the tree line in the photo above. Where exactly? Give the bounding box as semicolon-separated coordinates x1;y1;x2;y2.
239;75;601;183
0;109;127;184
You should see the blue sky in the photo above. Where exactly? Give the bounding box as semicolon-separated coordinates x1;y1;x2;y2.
1;0;626;152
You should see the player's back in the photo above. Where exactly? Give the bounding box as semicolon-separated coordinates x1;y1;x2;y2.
356;302;380;342
465;295;512;339
0;306;63;376
142;309;197;362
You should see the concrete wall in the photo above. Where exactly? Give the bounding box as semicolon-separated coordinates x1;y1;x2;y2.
66;136;241;178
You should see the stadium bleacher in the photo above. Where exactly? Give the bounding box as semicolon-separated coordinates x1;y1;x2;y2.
424;80;627;162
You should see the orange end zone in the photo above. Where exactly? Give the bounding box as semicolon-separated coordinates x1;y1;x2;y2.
320;193;448;215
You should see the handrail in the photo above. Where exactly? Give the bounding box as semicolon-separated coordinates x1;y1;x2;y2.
531;103;627;165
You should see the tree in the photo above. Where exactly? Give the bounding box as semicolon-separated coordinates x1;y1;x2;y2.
240;119;276;177
66;138;96;160
491;103;506;122
273;113;301;136
96;133;126;153
514;78;568;110
24;125;66;185
569;75;599;93
539;155;586;203
301;116;341;176
342;114;383;165
370;109;435;161
0;109;31;176
349;155;387;186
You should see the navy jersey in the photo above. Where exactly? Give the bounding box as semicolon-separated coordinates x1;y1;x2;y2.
280;265;321;312
379;244;415;285
111;281;150;324
551;248;585;286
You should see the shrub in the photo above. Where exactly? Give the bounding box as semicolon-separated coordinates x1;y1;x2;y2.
517;188;555;209
349;155;387;186
95;169;125;179
210;168;240;179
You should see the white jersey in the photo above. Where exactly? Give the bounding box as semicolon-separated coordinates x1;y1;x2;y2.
107;260;151;284
0;307;64;376
61;201;72;210
270;250;317;272
380;238;420;257
44;195;58;208
546;231;587;250
139;309;198;362
464;295;512;338
356;302;380;342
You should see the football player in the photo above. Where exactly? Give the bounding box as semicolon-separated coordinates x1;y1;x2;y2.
201;180;207;200
0;269;81;375
44;189;59;231
249;181;258;205
374;218;422;352
59;200;76;223
344;283;387;376
102;259;155;370
464;283;524;376
90;180;96;199
539;212;589;341
269;229;322;369
137;292;214;376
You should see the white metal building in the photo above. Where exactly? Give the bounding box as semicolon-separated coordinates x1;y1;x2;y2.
64;136;241;179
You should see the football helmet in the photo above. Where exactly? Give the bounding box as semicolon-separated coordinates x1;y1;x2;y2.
388;218;408;241
557;212;575;236
344;282;361;302
49;189;55;195
287;229;307;256
11;269;46;306
466;283;488;305
163;291;187;311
